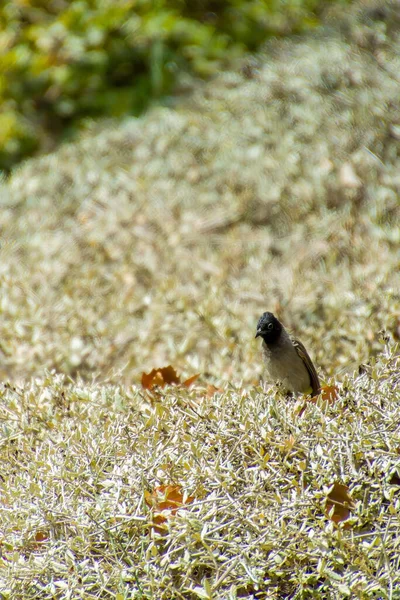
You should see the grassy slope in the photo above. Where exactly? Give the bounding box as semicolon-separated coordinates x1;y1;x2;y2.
1;2;400;598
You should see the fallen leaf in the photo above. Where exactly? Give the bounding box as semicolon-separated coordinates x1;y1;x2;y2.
325;482;355;524
145;484;194;516
182;373;200;388
206;384;223;397
141;366;200;390
35;531;48;543
298;383;339;417
145;484;195;534
141;366;181;390
321;385;339;403
26;530;50;551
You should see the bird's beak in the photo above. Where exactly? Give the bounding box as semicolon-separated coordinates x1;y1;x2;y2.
255;329;262;339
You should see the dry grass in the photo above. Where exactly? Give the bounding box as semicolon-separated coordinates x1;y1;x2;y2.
1;1;400;597
0;355;400;598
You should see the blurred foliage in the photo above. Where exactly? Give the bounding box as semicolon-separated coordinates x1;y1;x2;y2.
0;0;351;171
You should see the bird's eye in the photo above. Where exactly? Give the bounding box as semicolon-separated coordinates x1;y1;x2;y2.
267;323;273;330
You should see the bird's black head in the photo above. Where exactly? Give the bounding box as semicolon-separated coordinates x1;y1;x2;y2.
255;312;282;344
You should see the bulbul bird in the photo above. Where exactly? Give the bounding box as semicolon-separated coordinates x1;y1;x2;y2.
255;312;320;397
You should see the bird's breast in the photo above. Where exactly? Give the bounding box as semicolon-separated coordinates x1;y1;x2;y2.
262;339;311;394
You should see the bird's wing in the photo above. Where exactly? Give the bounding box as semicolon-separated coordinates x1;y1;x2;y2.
292;338;321;397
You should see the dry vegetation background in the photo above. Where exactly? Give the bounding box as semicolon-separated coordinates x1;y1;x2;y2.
0;2;400;598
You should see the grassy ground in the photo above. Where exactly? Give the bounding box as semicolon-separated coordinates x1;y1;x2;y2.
1;1;400;598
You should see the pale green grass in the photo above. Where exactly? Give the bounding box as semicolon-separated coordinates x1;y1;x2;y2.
0;354;399;598
0;1;400;597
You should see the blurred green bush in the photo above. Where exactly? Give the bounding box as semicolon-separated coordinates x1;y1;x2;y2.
0;0;350;171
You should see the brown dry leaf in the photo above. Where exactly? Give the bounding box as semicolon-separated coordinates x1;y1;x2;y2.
145;484;195;533
145;484;194;516
325;482;355;524
141;366;200;390
298;384;339;417
27;530;50;551
321;385;339;403
206;384;223;397
182;373;200;388
141;366;181;390
35;531;49;544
